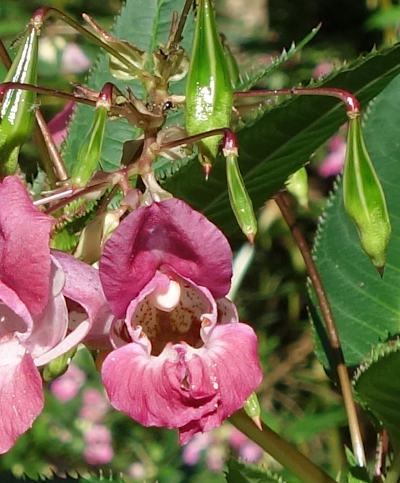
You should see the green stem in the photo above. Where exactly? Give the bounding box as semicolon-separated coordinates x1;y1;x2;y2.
385;451;400;483
229;410;336;483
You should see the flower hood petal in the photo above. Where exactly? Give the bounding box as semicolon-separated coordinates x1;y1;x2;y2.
101;322;262;443
0;176;53;315
52;250;115;350
100;198;232;318
0;336;44;453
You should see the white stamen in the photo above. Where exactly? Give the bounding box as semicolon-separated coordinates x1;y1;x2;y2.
148;280;181;312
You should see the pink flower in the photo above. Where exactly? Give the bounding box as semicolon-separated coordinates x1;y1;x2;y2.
79;388;110;422
47;101;76;147
51;363;86;402
0;176;111;453
318;133;346;178
83;424;114;466
98;198;262;444
61;42;91;74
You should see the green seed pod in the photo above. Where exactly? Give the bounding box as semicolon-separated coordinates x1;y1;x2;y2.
243;391;262;429
224;131;257;242
185;0;233;173
70;83;112;188
220;33;240;89
285;166;309;209
0;24;39;175
343;116;391;273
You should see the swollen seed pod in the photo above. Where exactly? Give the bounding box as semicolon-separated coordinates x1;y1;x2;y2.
224;131;257;242
343;116;391;273
70;83;113;188
285;167;309;209
0;24;39;176
185;0;233;173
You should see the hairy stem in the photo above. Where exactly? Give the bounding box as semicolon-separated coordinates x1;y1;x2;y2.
234;87;360;114
230;410;336;482
275;192;366;467
172;0;194;46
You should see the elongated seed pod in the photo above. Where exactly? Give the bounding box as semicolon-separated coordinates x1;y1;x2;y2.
70;84;113;187
224;132;257;242
343;116;391;273
0;24;39;175
185;0;233;173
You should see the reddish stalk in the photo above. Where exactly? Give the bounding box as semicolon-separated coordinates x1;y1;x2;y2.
275;192;366;467
234;87;360;114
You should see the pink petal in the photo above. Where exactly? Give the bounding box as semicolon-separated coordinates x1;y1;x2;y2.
0;336;44;453
100;198;232;317
0;176;52;314
101;322;261;444
47;101;75;147
51;251;114;349
26;260;68;359
0;279;33;339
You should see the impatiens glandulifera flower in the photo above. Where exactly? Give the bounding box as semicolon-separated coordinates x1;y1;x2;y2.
0;176;112;453
98;198;262;444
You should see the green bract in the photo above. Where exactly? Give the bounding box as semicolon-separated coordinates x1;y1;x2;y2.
185;0;233;171
343;116;391;272
0;24;39;176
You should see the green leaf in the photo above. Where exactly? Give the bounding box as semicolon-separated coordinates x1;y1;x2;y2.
225;458;285;483
63;0;194;174
165;43;400;235
353;338;400;453
342;447;371;483
236;24;321;92
310;72;400;369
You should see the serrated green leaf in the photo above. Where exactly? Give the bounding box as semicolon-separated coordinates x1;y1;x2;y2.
236;24;321;92
225;458;285;483
309;72;400;369
63;0;194;174
353;339;400;453
165;43;400;236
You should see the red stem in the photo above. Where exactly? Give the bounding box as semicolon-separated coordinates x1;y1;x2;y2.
234;87;360;114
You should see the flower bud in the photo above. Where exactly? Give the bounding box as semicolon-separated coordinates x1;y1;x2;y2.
185;0;233;173
0;24;39;175
343;116;391;273
243;392;262;430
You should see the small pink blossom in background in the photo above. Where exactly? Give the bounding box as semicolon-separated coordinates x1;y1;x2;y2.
50;364;86;402
206;445;226;472
182;432;213;466
79;388;110;422
312;61;333;79
238;440;263;463
83;424;114;465
47;101;76;147
61;42;91;74
318;133;347;178
128;462;146;479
